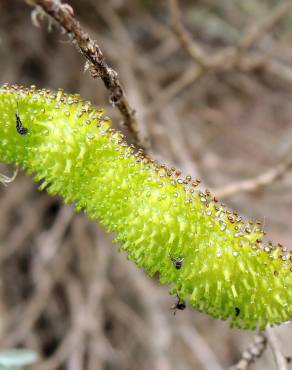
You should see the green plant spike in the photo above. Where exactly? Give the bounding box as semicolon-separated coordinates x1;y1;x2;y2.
0;84;291;330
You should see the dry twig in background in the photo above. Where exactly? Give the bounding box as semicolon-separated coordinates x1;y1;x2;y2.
169;0;292;69
214;157;292;199
230;330;290;370
167;0;292;106
229;333;267;370
26;0;147;149
0;168;18;186
266;328;289;370
238;2;292;52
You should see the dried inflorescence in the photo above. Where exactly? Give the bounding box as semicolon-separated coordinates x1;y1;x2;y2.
0;83;291;330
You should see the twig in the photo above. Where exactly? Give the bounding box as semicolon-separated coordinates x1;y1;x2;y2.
1;245;70;347
169;0;292;69
230;328;291;370
117;253;173;370
229;333;267;370
177;325;224;370
32;331;75;370
0;168;18;186
0;196;51;263
25;0;146;149
266;328;289;370
166;0;292;114
86;234;112;370
168;0;208;68
168;0;234;70
96;2;150;149
238;2;292;52
139;1;292;122
0;206;73;347
237;52;292;87
142;66;203;119
145;46;292;117
213;157;292;198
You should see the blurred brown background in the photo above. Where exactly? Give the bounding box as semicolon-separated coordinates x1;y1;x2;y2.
0;0;292;369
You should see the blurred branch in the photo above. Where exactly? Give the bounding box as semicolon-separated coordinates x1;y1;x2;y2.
166;0;292;110
95;2;150;149
1;243;70;347
0;206;73;347
169;0;292;69
142;67;203;119
33;331;76;370
168;0;231;69
214;157;292;199
123;257;173;370
0;168;18;186
266;328;289;370
177;325;224;370
238;2;292;52
168;0;209;68
25;0;147;149
229;333;267;370
230;328;291;370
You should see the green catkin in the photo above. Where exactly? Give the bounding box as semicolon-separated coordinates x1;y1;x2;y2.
0;84;291;330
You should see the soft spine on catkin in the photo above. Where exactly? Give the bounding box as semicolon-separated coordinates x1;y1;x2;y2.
0;83;291;330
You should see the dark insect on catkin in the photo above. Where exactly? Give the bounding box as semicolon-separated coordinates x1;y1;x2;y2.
15;112;28;135
169;254;184;270
171;294;186;315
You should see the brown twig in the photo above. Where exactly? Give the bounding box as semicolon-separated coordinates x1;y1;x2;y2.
25;0;146;149
229;333;267;370
238;2;292;52
142;66;203;120
266;328;289;370
169;0;292;69
95;2;150;149
213;157;292;199
168;0;208;68
169;0;234;70
177;325;224;370
0;168;18;186
165;0;292;112
230;328;291;370
0;206;73;347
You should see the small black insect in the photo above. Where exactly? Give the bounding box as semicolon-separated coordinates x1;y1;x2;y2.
169;253;184;270
15;105;28;135
235;307;240;317
171;294;186;315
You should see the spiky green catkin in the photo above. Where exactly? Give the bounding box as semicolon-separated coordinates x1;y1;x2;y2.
0;84;291;329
